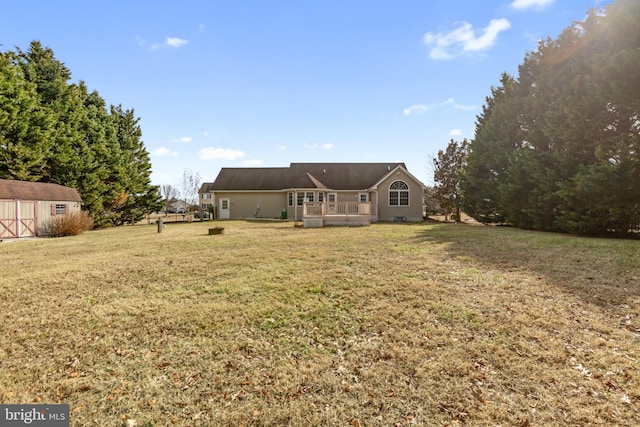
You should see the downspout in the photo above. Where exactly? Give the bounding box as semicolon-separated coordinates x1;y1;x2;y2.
371;190;378;223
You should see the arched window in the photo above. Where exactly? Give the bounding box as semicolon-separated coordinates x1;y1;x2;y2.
389;180;409;206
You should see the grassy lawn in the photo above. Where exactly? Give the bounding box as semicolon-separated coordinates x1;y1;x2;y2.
1;220;638;426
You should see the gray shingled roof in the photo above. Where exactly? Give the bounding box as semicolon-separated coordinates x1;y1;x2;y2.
208;163;407;191
0;179;82;202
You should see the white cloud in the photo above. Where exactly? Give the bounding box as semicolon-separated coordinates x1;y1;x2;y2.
449;129;463;136
243;160;264;166
198;147;245;160
278;145;287;151
510;0;555;10
403;104;428;116
151;147;178;157
423;18;511;60
172;136;192;143
166;37;188;48
304;142;318;150
454;103;476;110
322;143;334;150
404;99;456;115
135;35;188;50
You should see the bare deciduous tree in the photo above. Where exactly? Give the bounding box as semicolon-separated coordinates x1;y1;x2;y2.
160;184;179;215
433;139;468;222
180;169;201;221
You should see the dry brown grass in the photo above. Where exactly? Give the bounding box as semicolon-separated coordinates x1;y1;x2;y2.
0;221;638;426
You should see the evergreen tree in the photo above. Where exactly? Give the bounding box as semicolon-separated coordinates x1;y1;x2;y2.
461;73;520;224
462;0;640;236
73;82;115;226
1;41;162;227
110;105;162;225
0;52;52;180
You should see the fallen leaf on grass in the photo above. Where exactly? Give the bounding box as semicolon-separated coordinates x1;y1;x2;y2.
575;364;592;377
231;389;246;401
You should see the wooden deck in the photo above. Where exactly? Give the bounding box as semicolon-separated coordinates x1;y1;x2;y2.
302;201;375;227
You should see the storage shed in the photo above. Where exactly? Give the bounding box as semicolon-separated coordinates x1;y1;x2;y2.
0;179;82;238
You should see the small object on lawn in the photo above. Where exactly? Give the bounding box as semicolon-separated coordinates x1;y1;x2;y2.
209;227;224;235
157;218;163;233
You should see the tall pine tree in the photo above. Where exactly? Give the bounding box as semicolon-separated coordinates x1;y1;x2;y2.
1;41;161;227
462;0;640;236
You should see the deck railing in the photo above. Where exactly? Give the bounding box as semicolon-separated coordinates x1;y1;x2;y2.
303;201;371;216
302;201;376;226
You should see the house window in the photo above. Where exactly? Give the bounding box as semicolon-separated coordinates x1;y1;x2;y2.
203;193;212;199
297;191;315;206
288;192;294;207
201;203;212;209
318;192;324;202
221;199;229;210
389;181;409;206
359;193;368;202
51;203;67;216
328;193;337;203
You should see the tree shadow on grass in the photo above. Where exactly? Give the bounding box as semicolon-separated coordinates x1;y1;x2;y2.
412;223;640;309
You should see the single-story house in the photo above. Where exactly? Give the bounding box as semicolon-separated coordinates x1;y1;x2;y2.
0;179;82;238
199;163;426;225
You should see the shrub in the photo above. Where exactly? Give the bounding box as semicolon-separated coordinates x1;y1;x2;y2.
45;211;94;237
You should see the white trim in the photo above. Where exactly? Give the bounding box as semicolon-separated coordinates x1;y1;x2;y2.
219;198;230;219
388;180;410;207
16;200;21;238
369;164;427;190
210;189;283;193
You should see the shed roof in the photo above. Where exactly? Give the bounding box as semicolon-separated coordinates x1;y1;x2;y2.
207;163;408;191
0;179;82;202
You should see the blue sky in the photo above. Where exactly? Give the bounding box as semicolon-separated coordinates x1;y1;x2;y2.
1;0;609;187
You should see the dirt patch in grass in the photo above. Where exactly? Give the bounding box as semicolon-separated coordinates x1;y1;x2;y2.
0;221;638;425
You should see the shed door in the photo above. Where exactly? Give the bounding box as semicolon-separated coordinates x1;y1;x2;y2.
219;198;230;219
0;200;17;238
19;201;37;237
0;200;37;238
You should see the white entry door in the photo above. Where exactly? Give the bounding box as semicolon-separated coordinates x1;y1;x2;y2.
219;198;230;219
